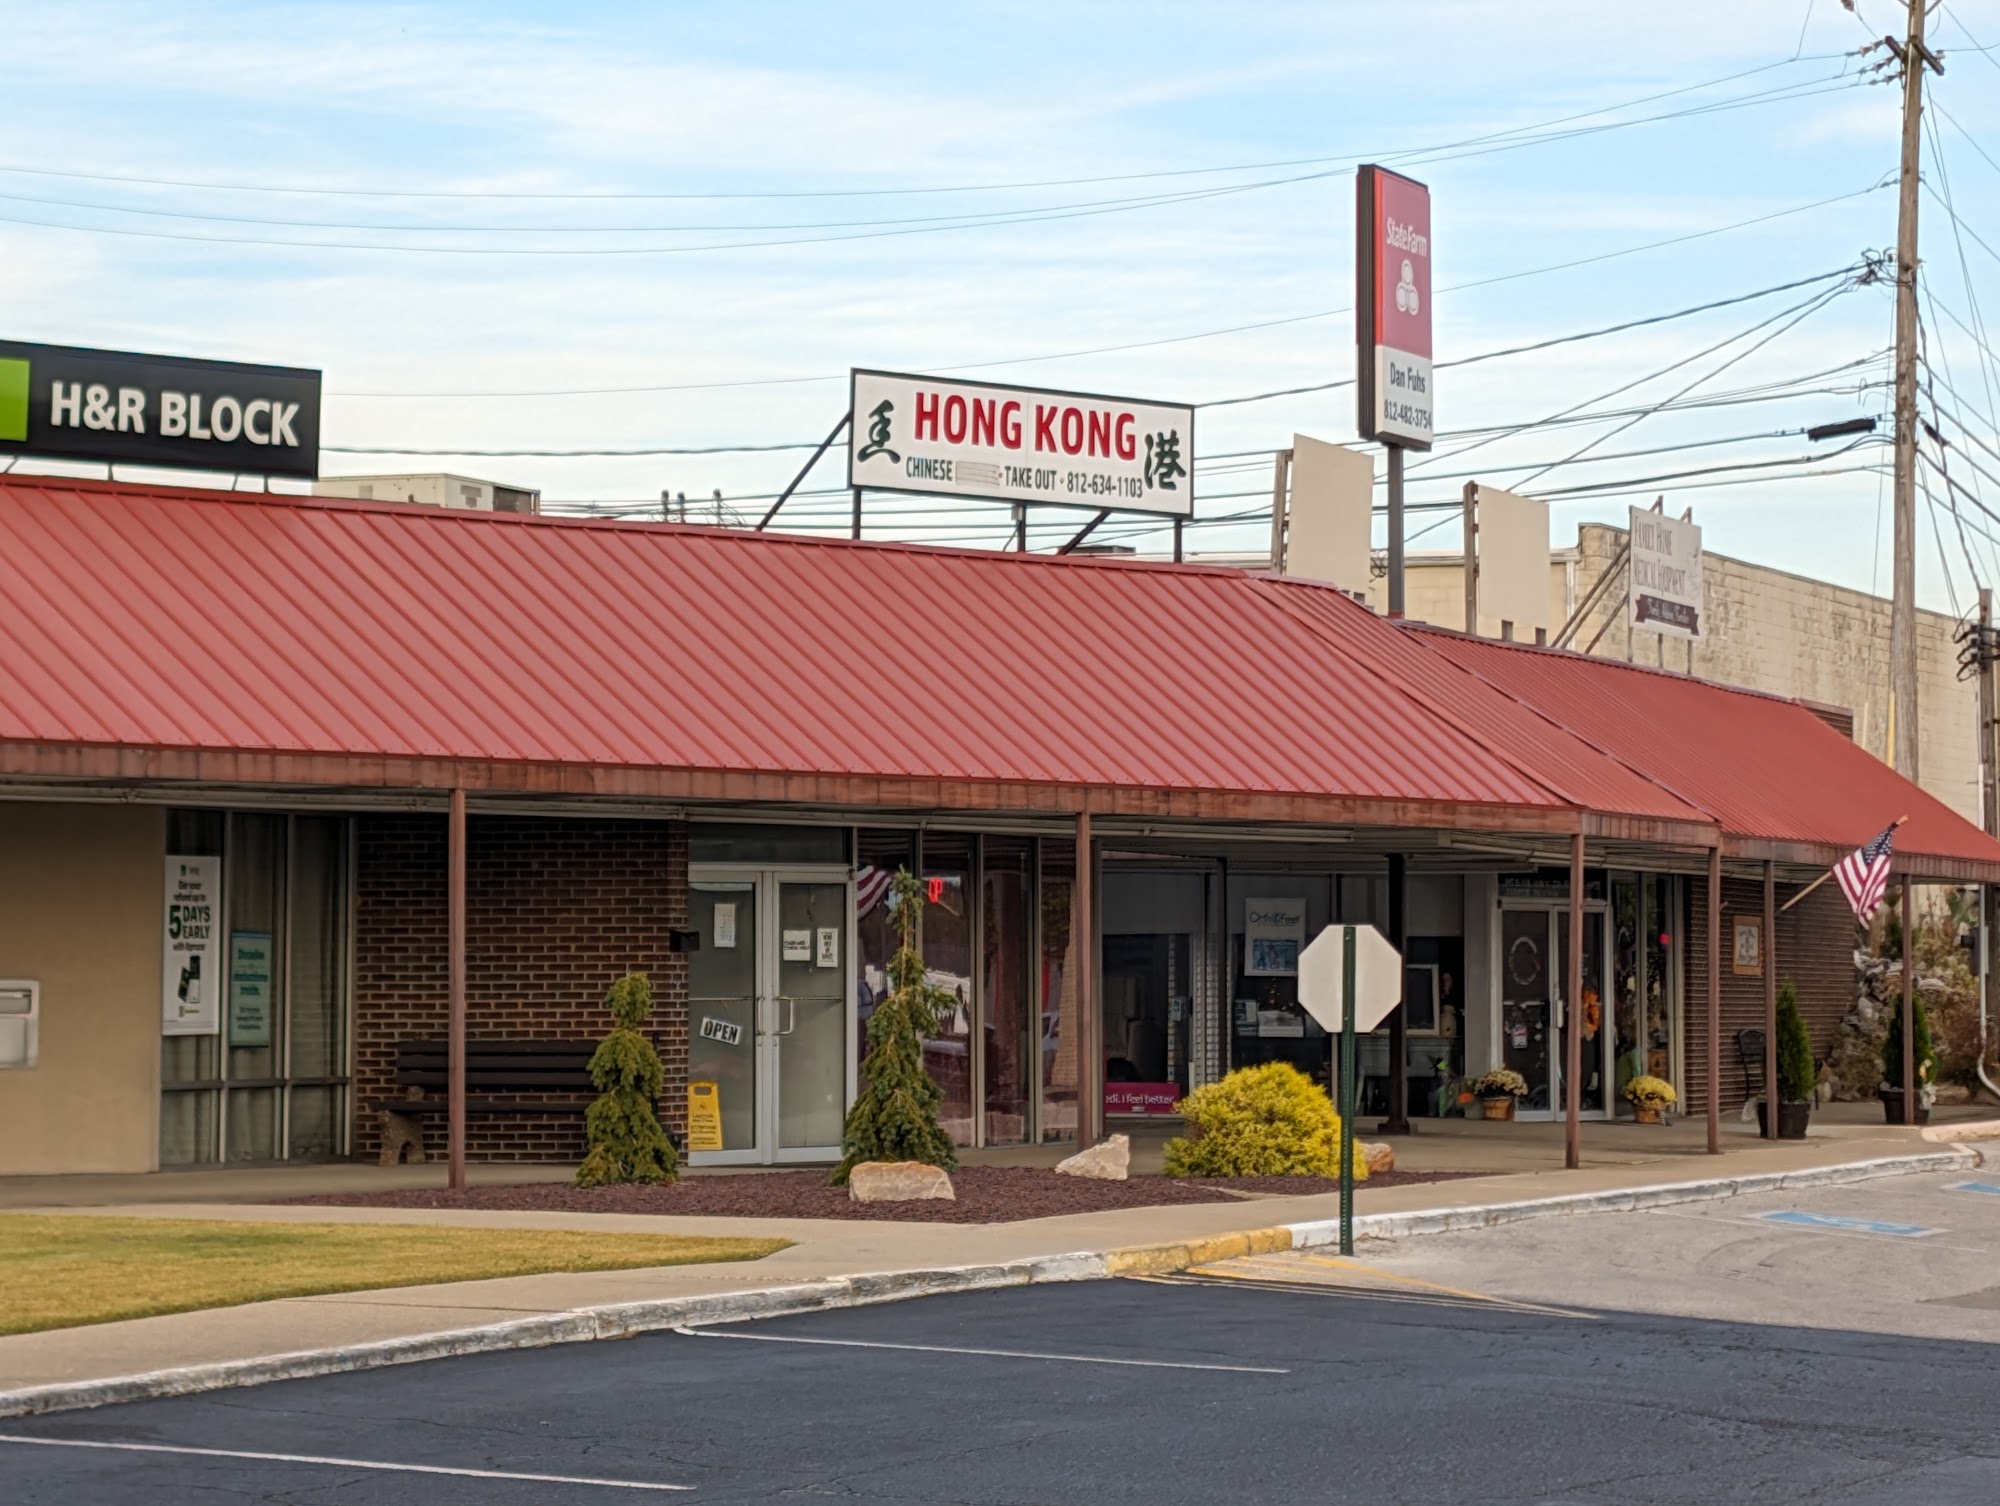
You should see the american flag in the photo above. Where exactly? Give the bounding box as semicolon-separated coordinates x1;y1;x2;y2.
1834;821;1898;924
854;865;895;917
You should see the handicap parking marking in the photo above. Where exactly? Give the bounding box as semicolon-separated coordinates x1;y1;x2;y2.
1753;1210;1942;1238
1946;1180;2000;1198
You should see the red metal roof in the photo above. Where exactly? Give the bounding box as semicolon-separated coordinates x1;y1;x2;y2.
2;475;1993;877
1408;625;2000;875
0;476;1587;818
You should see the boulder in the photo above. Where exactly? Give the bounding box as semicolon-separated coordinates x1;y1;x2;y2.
848;1161;955;1203
1361;1141;1396;1175
1055;1134;1130;1180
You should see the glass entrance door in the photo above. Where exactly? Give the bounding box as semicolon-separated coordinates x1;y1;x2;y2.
1500;909;1554;1113
687;869;852;1165
1500;905;1613;1120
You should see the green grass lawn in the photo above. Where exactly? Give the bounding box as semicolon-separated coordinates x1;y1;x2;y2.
0;1215;789;1335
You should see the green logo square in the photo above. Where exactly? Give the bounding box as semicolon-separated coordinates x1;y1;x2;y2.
0;358;27;443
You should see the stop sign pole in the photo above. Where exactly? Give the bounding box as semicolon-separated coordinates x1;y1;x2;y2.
1339;926;1357;1255
1298;923;1403;1257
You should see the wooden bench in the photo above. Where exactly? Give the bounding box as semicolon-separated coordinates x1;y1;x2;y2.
369;1038;599;1166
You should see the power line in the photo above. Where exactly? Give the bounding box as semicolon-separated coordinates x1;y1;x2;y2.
0;53;1859;204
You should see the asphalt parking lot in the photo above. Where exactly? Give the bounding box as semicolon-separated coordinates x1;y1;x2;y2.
5;1171;2000;1506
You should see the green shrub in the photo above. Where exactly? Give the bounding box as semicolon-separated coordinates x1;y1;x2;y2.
577;972;678;1187
1776;981;1815;1104
832;868;958;1185
1162;1062;1370;1179
1881;992;1938;1090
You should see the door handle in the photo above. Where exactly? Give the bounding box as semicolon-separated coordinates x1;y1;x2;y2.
775;997;797;1036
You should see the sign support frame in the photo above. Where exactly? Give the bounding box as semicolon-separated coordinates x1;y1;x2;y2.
1339;925;1358;1256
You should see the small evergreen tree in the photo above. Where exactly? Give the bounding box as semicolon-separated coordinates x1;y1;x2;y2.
577;972;678;1187
1775;981;1814;1104
832;868;957;1184
1881;990;1938;1090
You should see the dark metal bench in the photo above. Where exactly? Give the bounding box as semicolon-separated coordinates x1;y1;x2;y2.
369;1038;600;1165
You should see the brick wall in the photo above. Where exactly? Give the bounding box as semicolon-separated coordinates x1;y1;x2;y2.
1683;873;1855;1116
354;814;688;1161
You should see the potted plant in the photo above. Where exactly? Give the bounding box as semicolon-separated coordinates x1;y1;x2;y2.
1468;1068;1528;1121
1879;991;1937;1126
1759;981;1814;1140
1622;1074;1676;1125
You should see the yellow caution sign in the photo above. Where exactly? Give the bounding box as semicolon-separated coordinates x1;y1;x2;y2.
687;1080;724;1152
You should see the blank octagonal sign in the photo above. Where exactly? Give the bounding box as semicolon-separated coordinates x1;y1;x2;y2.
1297;923;1403;1035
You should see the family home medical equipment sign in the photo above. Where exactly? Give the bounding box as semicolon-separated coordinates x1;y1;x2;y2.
0;339;322;479
848;369;1195;518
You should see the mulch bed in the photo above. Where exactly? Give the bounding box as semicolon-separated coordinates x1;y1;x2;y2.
285;1166;1484;1225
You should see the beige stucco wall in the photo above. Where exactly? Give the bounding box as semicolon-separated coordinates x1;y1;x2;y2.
0;803;164;1174
1366;528;1981;827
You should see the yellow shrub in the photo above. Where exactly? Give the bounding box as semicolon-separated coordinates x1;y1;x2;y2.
1163;1062;1370;1179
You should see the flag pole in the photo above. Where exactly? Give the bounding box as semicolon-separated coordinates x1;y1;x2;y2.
1779;814;1908;913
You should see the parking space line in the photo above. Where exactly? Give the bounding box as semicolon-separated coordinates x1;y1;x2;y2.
0;1434;692;1492
671;1326;1288;1373
1946;1181;2000;1197
1644;1207;1987;1252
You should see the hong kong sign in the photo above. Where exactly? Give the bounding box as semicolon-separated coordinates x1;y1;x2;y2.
848;370;1194;518
0;339;321;480
1356;165;1433;450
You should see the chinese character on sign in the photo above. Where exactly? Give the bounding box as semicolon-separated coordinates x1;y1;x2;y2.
857;399;899;463
1144;430;1185;490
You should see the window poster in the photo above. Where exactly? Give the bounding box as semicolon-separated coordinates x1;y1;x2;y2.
714;902;737;949
1243;899;1306;976
162;856;221;1036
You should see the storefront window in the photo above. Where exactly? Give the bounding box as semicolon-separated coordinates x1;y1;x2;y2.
159;810;351;1167
1645;875;1677;1087
1040;840;1079;1143
982;838;1033;1145
921;833;976;1146
855;829;916;1087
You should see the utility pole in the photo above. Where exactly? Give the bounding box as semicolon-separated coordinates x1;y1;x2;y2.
1889;0;1944;780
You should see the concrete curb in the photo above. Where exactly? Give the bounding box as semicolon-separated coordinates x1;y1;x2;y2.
0;1148;1977;1419
1922;1118;2000;1143
0;1251;1107;1420
1285;1148;1981;1248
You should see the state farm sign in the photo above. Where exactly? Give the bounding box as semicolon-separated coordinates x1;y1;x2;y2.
1356;165;1433;450
848;370;1194;518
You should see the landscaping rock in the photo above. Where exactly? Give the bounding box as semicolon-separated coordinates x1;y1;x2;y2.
1055;1134;1130;1180
848;1161;955;1203
1361;1141;1396;1175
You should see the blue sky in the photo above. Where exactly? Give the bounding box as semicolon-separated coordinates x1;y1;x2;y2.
6;1;2000;610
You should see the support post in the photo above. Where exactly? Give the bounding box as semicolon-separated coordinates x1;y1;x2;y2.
1902;877;1917;1126
1268;449;1293;571
1462;481;1479;633
1889;0;1935;780
1379;854;1410;1134
1173;516;1185;564
1015;504;1028;552
1339;925;1358;1256
1764;860;1779;1140
1386;443;1406;617
1075;809;1097;1150
758;411;850;531
1565;832;1583;1170
447;787;468;1192
851;487;862;541
1706;845;1722;1154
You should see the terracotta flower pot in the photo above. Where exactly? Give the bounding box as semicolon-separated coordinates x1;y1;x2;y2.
1479;1094;1516;1121
1631;1104;1664;1125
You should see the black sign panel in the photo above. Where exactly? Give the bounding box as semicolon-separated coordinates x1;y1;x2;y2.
0;340;321;480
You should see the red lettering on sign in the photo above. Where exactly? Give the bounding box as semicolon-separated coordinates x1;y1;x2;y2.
1087;409;1111;458
1060;406;1084;455
915;391;940;441
943;394;967;443
1035;404;1057;451
971;398;996;447
1115;413;1136;461
1001;400;1023;449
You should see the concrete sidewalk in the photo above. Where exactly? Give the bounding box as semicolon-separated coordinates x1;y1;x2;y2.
1;1126;1987;1409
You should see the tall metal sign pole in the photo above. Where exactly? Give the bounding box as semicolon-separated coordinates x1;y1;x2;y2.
1339;927;1357;1255
1889;0;1943;779
1298;923;1402;1259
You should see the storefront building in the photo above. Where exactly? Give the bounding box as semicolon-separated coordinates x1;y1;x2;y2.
2;475;1997;1177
